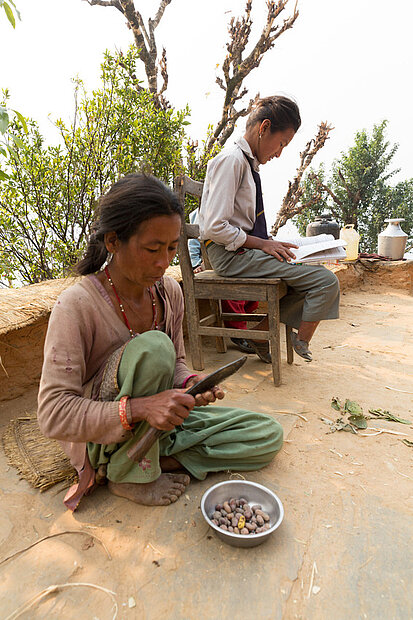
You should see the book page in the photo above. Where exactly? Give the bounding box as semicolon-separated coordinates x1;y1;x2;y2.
286;234;335;247
295;246;347;263
293;238;347;261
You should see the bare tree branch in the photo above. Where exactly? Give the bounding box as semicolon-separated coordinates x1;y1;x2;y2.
152;0;173;28
85;0;123;12
206;0;299;153
159;48;168;95
86;0;171;105
271;122;334;234
306;169;361;226
308;171;343;208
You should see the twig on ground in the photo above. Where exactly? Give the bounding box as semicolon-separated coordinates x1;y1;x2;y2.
307;561;318;598
359;556;374;570
229;472;246;480
4;582;117;620
146;542;163;556
0;530;112;566
385;385;413;394
274;410;308;422
359;427;409;437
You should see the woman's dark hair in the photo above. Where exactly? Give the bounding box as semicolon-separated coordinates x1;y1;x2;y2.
76;173;183;275
246;95;301;133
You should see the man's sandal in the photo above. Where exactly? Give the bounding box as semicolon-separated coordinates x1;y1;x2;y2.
230;337;256;354
291;331;312;362
246;339;272;364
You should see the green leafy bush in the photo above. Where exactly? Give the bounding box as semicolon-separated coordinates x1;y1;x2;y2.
295;121;413;252
0;48;189;285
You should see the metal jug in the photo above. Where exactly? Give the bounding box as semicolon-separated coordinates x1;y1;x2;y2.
306;213;340;239
378;218;408;260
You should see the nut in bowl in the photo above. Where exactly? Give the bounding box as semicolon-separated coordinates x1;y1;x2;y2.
201;480;284;548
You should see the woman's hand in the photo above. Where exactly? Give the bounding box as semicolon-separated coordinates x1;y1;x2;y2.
261;239;298;262
130;390;195;431
185;374;225;406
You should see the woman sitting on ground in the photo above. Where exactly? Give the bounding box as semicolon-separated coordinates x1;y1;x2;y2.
37;173;283;511
199;95;340;363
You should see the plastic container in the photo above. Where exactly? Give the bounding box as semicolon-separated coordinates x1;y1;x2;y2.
378;218;408;260
306;213;340;239
340;225;360;261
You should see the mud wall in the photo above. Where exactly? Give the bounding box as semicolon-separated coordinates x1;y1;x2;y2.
0;317;48;401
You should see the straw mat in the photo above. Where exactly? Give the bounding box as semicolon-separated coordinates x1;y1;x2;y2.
2;415;78;491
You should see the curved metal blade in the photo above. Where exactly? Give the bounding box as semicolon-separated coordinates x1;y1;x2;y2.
185;356;247;396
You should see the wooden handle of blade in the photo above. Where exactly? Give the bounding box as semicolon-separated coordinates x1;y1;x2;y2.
127;427;163;462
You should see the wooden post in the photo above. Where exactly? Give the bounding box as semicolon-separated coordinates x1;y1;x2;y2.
267;285;281;386
286;324;294;364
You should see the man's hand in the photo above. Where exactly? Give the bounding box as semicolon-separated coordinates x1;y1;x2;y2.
193;262;205;274
185;374;225;406
260;239;298;262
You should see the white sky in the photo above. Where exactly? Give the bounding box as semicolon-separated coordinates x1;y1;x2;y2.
1;0;412;225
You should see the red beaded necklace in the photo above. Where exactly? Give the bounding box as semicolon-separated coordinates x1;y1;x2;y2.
104;266;158;337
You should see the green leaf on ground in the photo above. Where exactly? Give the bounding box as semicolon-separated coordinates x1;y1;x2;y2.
344;399;364;416
368;408;411;425
331;397;342;411
348;415;368;429
343;400;368;428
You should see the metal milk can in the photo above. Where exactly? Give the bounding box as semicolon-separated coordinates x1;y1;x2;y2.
377;218;408;260
306;213;340;239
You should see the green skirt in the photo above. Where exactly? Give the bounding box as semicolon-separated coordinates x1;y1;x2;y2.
88;331;283;483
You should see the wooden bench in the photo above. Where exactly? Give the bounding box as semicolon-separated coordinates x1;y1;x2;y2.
175;175;293;386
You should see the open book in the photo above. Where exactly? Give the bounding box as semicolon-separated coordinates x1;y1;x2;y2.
286;234;347;264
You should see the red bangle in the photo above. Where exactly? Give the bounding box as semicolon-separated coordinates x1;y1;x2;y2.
182;374;198;389
119;395;134;430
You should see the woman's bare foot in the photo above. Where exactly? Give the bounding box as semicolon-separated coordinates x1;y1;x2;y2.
107;473;190;506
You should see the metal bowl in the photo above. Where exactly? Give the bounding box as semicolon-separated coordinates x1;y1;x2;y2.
201;480;284;548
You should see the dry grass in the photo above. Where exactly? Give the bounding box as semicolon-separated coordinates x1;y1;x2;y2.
0;277;78;337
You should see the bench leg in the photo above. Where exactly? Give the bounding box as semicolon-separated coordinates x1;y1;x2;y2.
286;324;294;364
267;286;281;386
210;299;227;353
186;299;205;370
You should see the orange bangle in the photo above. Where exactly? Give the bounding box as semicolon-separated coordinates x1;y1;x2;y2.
119;395;134;430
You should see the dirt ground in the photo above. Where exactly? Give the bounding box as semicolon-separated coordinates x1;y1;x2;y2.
0;281;412;619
